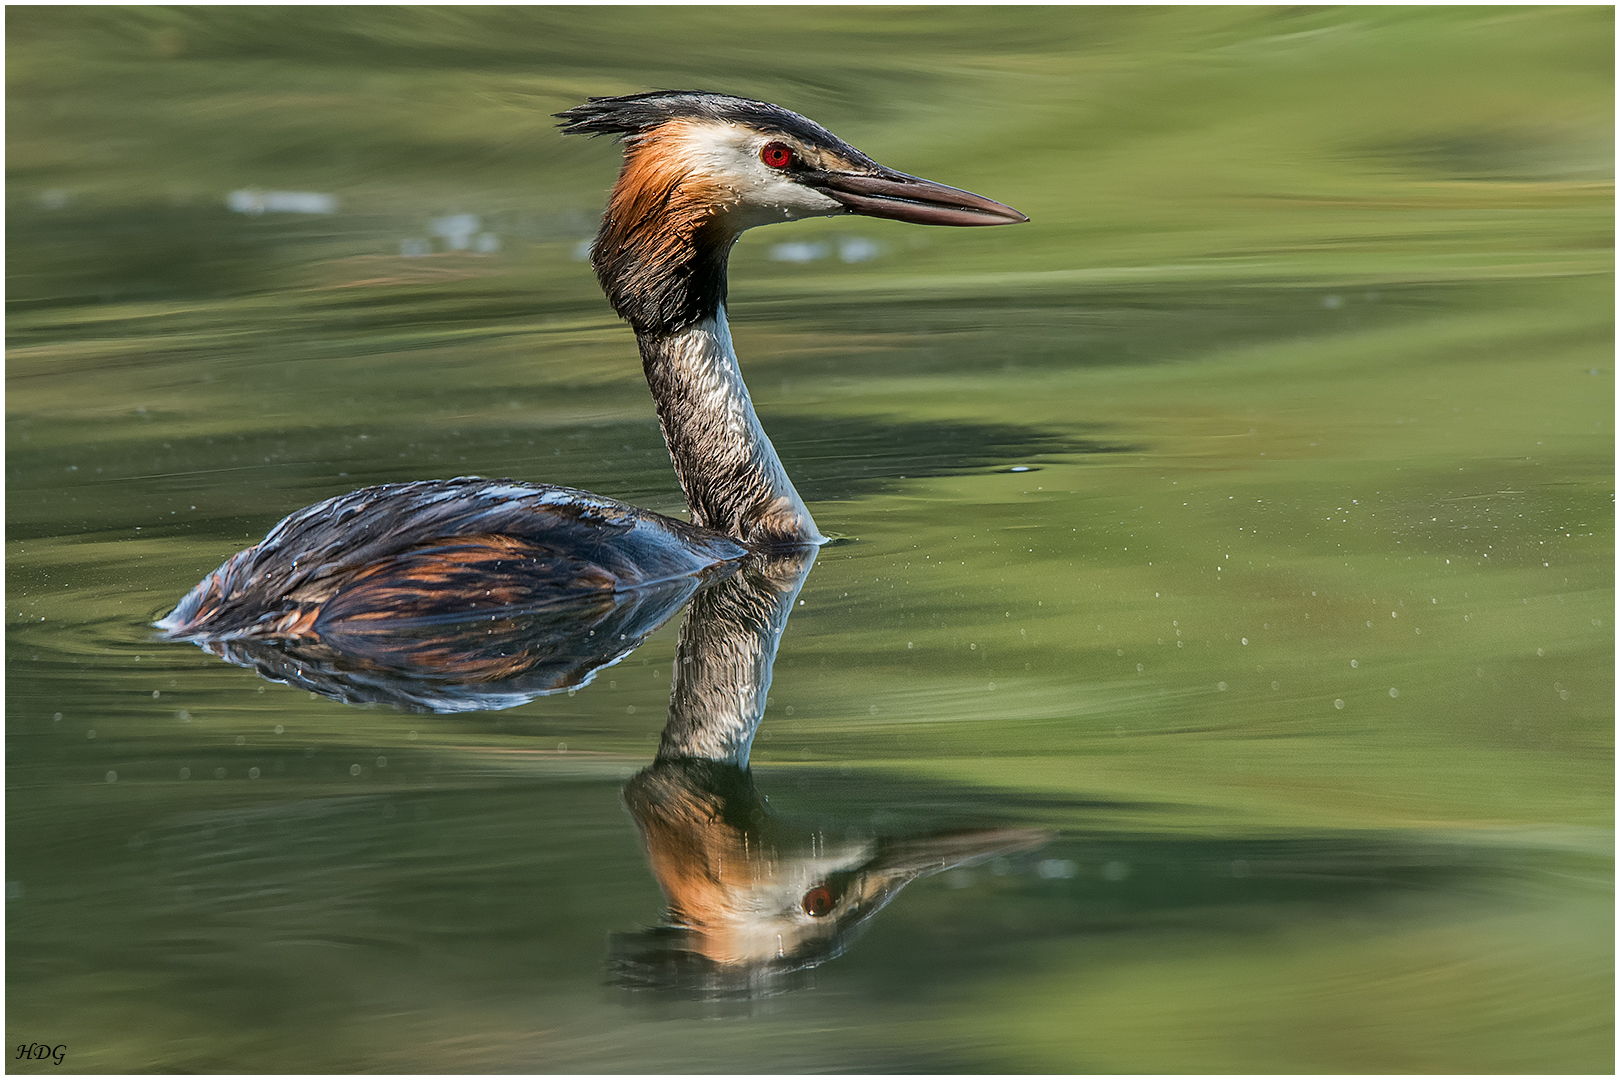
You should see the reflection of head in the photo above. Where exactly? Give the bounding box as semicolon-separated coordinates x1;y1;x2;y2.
611;758;1047;997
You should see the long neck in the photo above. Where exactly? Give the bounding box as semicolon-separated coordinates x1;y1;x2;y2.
638;309;821;547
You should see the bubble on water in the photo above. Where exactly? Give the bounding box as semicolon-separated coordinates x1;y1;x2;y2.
1334;699;1345;710
151;690;161;699
869;705;879;715
376;757;387;768
1350;659;1358;668
105;771;117;783
1388;687;1399;698
1037;859;1078;879
179;768;190;779
349;764;362;776
1536;648;1544;656
409;731;418;740
235;735;245;746
86;729;96;740
557;742;567;753
273;725;283;735
988;682;996;691
1322;294;1343;309
1272;681;1280;690
177;710;190;721
946;868;974;889
1217;682;1227;691
248;767;260;779
52;713;62;722
1241;637;1248;645
1136;663;1144;672
213;767;226;779
907;641;914;649
1102;860;1130;881
1009;466;1031;473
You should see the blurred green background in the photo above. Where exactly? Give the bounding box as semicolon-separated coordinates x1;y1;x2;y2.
7;6;1613;1073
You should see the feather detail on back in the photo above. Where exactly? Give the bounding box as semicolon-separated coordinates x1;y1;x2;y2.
157;477;746;640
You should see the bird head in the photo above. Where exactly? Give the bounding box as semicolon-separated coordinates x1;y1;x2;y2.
558;91;1027;332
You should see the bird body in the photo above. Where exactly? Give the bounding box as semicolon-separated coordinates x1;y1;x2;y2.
160;91;1025;642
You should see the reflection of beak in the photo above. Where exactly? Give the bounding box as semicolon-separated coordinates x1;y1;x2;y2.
808;168;1029;227
847;827;1052;909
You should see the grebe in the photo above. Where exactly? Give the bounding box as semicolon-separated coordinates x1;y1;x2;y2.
158;91;1026;642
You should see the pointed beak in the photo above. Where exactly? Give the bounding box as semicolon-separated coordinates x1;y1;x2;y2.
809;167;1029;227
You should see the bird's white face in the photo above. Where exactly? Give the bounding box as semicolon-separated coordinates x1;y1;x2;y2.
649;119;849;232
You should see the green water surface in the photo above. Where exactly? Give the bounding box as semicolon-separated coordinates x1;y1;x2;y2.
7;7;1613;1073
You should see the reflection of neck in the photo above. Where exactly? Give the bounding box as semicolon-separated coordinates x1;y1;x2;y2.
638;312;822;548
657;549;816;766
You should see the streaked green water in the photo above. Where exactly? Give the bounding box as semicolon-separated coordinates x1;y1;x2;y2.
7;7;1612;1072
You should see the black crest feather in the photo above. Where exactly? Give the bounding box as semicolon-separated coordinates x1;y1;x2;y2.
556;90;856;155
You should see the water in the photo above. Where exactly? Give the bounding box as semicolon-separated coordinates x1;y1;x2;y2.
7;7;1613;1072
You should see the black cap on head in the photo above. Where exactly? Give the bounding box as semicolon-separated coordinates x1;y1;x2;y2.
556;90;869;162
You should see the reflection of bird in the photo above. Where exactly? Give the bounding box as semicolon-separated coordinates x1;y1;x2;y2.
615;756;1046;995
158;92;1025;643
609;549;1050;997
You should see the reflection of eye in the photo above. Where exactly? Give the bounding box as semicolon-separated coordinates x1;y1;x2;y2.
801;885;835;917
760;141;794;169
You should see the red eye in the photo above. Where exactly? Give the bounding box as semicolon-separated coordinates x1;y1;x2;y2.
801;886;835;917
760;141;794;170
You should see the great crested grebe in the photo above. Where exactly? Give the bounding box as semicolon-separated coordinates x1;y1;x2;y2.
158;91;1026;641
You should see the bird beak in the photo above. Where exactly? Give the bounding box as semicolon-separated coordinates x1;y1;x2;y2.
808;166;1028;227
